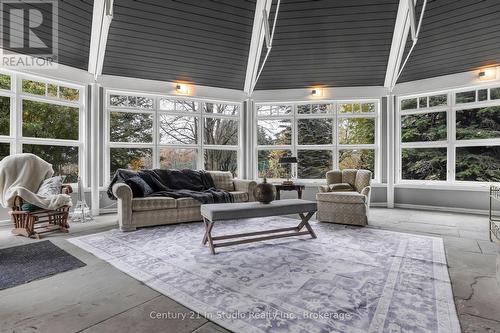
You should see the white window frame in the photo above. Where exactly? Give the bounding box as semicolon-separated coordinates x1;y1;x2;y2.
104;89;243;184
396;83;500;187
254;99;380;183
0;69;86;185
0;71;16;158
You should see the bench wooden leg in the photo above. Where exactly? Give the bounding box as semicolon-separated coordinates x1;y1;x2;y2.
202;212;317;254
202;218;214;245
203;218;216;254
297;212;317;238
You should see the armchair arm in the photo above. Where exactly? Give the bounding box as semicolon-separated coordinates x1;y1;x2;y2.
233;179;257;202
361;186;371;208
361;186;371;197
61;184;73;195
318;185;330;193
112;183;135;231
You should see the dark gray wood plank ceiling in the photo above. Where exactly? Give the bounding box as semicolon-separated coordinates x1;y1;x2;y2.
58;0;93;70
6;0;497;89
0;0;92;70
102;0;255;90
399;0;500;83
254;0;400;90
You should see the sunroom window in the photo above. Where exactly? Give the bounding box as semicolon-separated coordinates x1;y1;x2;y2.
0;74;11;90
399;88;500;183
256;101;378;181
455;104;500;182
11;76;84;183
106;92;241;180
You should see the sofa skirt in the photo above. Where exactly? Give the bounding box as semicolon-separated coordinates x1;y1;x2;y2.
316;201;368;226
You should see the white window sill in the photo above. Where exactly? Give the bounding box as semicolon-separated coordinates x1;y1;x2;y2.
394;182;498;192
263;180;385;188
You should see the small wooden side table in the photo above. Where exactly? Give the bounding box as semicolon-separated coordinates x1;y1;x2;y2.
274;184;305;200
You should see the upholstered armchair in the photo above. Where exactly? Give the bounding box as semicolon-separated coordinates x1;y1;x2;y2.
315;169;372;226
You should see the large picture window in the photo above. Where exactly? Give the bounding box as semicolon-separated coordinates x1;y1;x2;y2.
0;72;84;182
256;101;378;181
106;92;241;181
398;86;500;183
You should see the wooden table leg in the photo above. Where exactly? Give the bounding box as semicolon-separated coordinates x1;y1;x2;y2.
298;187;302;199
202;218;214;245
297;212;317;238
276;189;281;200
203;218;216;254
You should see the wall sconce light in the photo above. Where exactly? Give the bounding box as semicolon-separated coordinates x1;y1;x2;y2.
479;68;497;81
311;88;323;97
176;83;189;94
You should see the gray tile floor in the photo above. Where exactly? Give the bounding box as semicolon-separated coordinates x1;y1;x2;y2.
0;208;499;333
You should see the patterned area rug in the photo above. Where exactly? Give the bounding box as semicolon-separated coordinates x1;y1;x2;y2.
69;217;460;333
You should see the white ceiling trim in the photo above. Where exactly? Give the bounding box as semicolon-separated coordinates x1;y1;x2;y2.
384;0;412;90
88;0;114;80
243;0;273;96
251;86;389;103
98;75;248;102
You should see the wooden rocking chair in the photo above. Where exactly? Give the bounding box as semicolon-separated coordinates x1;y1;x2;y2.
10;185;73;239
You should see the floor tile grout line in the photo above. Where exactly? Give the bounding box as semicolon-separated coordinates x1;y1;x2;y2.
75;294;163;333
459;312;500;324
190;321;217;333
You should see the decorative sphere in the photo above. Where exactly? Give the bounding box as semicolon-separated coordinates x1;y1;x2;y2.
253;178;276;204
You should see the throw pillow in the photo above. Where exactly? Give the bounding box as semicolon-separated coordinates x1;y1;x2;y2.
21;202;42;212
37;176;63;197
329;183;355;192
124;176;154;198
209;171;234;191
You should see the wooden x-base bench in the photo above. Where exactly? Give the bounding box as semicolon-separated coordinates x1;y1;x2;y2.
200;199;317;254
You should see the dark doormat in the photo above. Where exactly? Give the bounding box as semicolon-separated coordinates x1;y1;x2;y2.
0;240;86;290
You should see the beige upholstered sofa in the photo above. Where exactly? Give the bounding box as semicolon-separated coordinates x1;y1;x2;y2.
315;169;372;226
112;171;257;231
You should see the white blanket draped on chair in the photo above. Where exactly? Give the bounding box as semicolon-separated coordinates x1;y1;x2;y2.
0;153;72;210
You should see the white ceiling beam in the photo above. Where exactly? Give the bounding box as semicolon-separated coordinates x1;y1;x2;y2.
243;0;273;96
88;0;113;80
407;0;417;42
384;0;412;89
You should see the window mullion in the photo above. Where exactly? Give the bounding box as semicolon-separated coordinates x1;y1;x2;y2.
10;73;17;155
153;102;159;169
448;94;456;182
333;103;339;170
198;102;204;170
15;75;22;154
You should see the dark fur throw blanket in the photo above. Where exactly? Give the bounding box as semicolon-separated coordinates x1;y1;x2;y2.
107;169;233;204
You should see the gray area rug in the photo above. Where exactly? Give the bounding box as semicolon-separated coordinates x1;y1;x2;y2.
69;217;460;333
0;240;86;290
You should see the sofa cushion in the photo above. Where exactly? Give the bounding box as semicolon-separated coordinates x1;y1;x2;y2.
316;192;366;204
132;197;177;211
329;183;355;192
326;170;342;185
208;171;234;191
341;169;357;186
354;170;372;192
230;191;249;203
177;197;202;208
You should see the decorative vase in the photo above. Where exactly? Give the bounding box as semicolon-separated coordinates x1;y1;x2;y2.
253;177;276;204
